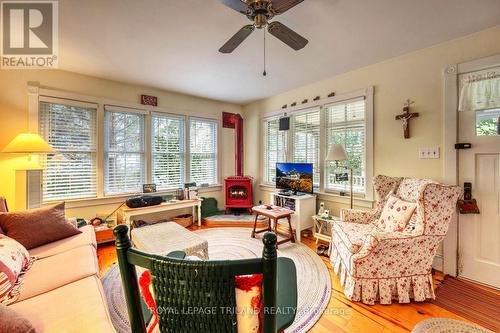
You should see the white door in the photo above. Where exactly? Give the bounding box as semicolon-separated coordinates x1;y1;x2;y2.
458;100;500;288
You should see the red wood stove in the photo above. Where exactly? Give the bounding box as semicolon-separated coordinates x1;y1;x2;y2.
223;112;253;213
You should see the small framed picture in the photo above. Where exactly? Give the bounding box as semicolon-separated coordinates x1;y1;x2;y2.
143;184;157;193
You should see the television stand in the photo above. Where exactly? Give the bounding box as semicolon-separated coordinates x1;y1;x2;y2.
270;192;316;242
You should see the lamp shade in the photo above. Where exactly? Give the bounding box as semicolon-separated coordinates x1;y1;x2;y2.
1;133;55;154
326;144;348;161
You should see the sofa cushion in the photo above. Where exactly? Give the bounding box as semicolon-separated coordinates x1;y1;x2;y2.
15;245;99;303
0;303;36;333
332;221;375;254
29;225;96;258
0;202;81;250
10;275;115;333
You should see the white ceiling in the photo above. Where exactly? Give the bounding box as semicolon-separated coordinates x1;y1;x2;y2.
59;0;500;104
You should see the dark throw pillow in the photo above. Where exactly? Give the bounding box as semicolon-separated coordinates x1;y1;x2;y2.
0;202;81;250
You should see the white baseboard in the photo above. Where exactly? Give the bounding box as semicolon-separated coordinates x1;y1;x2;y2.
432;253;444;272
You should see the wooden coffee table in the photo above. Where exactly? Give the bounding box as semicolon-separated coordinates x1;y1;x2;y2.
251;205;295;247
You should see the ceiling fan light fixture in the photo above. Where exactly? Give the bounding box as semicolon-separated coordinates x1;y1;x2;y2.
219;0;307;53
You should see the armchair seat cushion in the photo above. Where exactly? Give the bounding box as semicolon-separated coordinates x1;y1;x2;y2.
332;221;375;254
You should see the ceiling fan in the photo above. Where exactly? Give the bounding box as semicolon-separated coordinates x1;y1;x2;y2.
218;0;308;54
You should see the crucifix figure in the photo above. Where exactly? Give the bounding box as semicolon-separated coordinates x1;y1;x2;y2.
395;99;419;139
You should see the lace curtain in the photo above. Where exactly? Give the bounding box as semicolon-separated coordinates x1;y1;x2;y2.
459;72;500;111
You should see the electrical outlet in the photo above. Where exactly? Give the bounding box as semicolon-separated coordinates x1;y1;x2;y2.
419;147;440;159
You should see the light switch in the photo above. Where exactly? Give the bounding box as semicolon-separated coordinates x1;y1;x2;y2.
419;147;440;159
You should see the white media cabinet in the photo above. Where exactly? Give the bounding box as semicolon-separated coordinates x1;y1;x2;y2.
269;192;316;242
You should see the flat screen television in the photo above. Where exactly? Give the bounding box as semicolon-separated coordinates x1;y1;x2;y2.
275;163;314;195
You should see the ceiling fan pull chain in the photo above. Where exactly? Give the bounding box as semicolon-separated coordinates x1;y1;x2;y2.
263;28;267;76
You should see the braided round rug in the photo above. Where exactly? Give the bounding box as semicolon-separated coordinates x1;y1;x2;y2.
102;227;331;333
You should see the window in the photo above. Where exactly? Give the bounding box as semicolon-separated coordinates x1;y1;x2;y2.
325;98;366;194
189;118;217;185
292;109;320;186
104;107;145;195
152;114;185;189
264;118;287;183
475;108;500;136
39;100;97;201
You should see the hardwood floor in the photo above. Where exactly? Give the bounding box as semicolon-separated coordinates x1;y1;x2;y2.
97;225;471;333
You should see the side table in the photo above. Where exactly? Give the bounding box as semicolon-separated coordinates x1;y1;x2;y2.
251;205;295;247
312;215;340;244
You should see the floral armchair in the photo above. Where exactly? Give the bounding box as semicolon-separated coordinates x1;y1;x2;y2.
330;175;461;305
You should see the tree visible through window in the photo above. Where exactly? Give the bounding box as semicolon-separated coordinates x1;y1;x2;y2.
189;118;217;185
326;98;366;194
476;108;500;136
264;118;287;183
152;115;184;189
104;109;145;195
39;101;97;201
292;110;320;187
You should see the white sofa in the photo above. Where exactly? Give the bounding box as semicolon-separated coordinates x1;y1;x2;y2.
3;222;115;332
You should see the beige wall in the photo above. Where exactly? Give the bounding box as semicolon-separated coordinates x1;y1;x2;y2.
0;69;242;218
243;25;500;216
2;25;500;220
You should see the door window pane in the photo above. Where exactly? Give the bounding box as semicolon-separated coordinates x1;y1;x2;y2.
476;109;500;136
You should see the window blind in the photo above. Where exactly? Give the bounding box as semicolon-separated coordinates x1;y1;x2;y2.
264;118;287;183
292;109;320;186
152;114;185;190
325;98;366;193
39;101;97;201
189;118;217;185
104;108;145;195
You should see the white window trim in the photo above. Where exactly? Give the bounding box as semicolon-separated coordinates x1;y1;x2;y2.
28;84;222;207
261;87;374;202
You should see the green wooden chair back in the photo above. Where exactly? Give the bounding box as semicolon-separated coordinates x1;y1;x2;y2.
113;224;292;333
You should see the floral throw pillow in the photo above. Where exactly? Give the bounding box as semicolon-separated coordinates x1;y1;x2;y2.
0;235;35;305
377;194;417;232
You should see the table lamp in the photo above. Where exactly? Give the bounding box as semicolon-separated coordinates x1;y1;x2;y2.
326;144;353;209
1;133;55;169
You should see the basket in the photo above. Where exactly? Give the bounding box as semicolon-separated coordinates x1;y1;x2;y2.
173;214;193;227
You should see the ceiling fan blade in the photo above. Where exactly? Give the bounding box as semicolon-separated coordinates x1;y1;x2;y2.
268;21;308;51
269;0;304;14
219;25;255;54
219;0;250;14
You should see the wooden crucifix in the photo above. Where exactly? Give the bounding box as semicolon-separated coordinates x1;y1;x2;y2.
395;99;419;139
